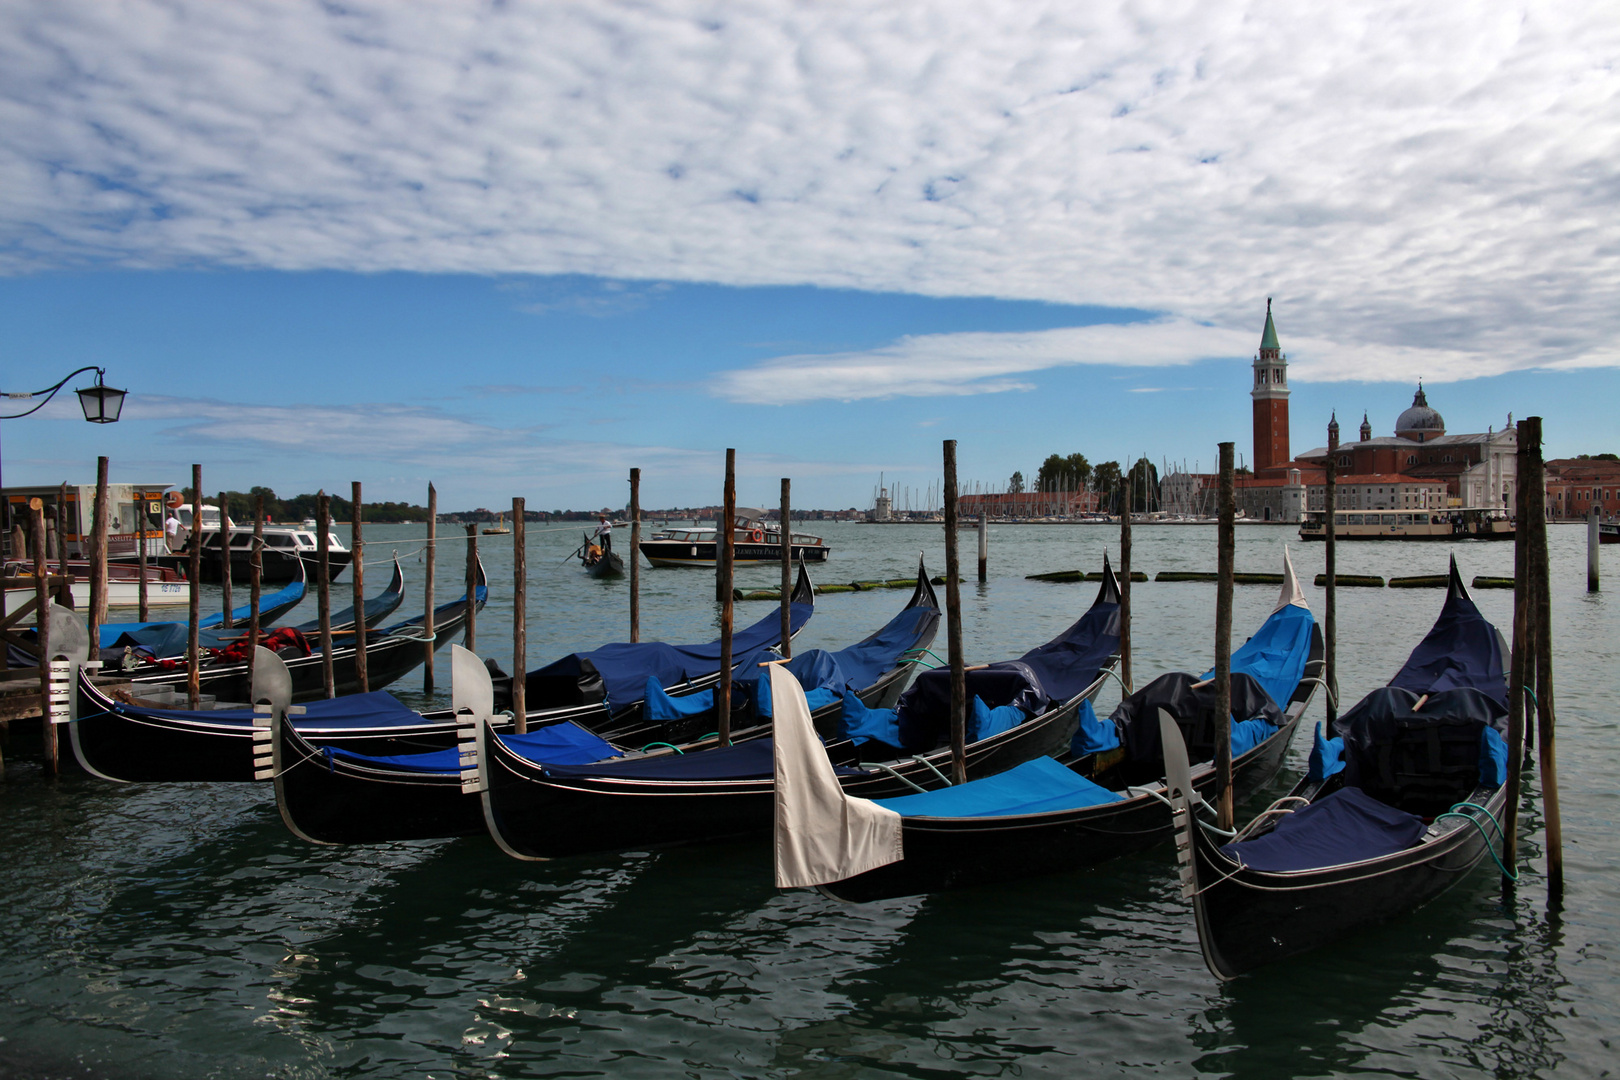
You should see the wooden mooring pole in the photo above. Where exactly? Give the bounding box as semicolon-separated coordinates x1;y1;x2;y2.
53;484;68;606
88;457;109;649
249;496;263;687
424;482;436;692
1324;457;1337;725
1590;507;1600;593
716;450;735;746
317;492;334;698
136;482;149;622
977;512;988;584
780;478;792;659
942;440;967;785
1213;442;1236;830
463;524;477;651
217;490;233;629
1522;417;1563;901
30;499;56;776
187;465;202;710
351;482;367;693
1120;474;1132;692
1503;432;1531;880
629;469;641;643
512;496;527;734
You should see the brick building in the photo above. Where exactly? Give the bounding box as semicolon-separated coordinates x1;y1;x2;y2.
1545;458;1620;521
958;490;1101;519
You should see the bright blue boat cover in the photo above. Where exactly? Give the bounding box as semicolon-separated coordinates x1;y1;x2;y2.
1202;603;1315;714
1307;723;1346;782
99;574;307;650
323;721;619;773
1219;786;1427;873
841;690;901;747
104;690;425;731
895;590;1120;752
529;601;813;710
875;755;1124;819
750;649;853;718
1070;697;1121;756
643;677;722;722
969;696;1026;742
540;736;779;781
1388;571;1506;706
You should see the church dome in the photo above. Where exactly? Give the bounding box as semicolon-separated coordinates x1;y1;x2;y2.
1395;384;1445;440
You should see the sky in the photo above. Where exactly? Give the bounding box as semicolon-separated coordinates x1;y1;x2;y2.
1;1;1616;512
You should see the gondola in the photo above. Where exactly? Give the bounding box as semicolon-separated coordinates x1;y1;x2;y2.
94;557;309;655
68;563;488;782
475;557;1120;861
270;570;941;845
290;554;406;634
579;531;625;578
1166;556;1510;980
802;550;1324;903
481;561;818;739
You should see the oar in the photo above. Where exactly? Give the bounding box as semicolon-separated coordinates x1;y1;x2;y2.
560;543;585;564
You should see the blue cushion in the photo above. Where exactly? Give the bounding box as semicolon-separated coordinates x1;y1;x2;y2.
643;677;715;722
1070;697;1121;756
1307;723;1346;781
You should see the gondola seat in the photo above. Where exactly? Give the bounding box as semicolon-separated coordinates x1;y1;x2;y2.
874;756;1123;819
1217;787;1427;873
1332;686;1509;817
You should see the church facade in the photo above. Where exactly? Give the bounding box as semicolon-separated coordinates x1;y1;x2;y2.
1166;303;1517;522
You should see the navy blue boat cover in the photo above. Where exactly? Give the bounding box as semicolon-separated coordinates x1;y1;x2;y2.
528;601;813;710
1114;671;1284;765
1388;569;1507;706
541;736;780;781
103;690;426;731
1219;785;1427;873
893;586;1120;751
324;720;620;773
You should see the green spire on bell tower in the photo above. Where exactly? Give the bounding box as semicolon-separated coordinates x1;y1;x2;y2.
1260;297;1280;353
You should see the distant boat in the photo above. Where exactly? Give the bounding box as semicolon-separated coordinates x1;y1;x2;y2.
1601;521;1619;545
482;515;511;535
639;509;830;568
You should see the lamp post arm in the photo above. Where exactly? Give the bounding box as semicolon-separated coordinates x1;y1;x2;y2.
1;366;107;420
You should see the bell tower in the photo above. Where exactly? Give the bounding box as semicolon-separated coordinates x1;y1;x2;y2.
1251;298;1290;473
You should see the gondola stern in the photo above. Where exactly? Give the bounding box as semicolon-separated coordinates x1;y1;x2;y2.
1093;551;1122;608
907;553;940;613
791;555;815;607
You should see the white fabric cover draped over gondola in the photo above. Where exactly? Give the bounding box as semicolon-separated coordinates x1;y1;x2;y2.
772;663;902;888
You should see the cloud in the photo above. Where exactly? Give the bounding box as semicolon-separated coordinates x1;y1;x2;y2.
0;1;1617;373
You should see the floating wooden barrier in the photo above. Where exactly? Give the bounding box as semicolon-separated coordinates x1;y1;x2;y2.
1153;571;1284;584
736;577;921;601
1027;569;1147;583
1313;573;1384;587
1472;576;1515;589
1388;575;1449;588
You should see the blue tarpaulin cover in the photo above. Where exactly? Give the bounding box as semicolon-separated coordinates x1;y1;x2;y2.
969;696;1026;742
540;736;779;781
1388;570;1507;706
875;756;1124;819
323;721;620;772
1202;603;1316;714
1480;725;1508;786
1219;786;1427;872
529;601;813;709
100;575;307;650
1307;723;1346;781
895;587;1120;752
106;690;425;731
1070;698;1121;756
1332;685;1509;796
841;690;901;747
1230;716;1275;758
751;649;856;718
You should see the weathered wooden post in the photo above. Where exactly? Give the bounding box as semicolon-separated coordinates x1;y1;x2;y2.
629;468;641;643
30;499;57;776
187;465;203;710
249;495;263;686
317;492;334;698
716;450;736;746
217;490;233;629
463;524;477;651
512;496;527;734
780;477;792;659
1590;507;1601;593
88;457;109;649
942;440;967;784
1503;429;1531;879
1120;474;1133;692
351;482;367;693
1523;417;1563;901
424;482;437;692
1324;457;1337;725
977;511;988;583
53;482;68;594
1214;442;1236;830
136;483;150;621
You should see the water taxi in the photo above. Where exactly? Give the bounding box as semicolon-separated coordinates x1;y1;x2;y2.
1299;507;1513;541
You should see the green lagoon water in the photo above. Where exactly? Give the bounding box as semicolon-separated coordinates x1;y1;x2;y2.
0;521;1612;1078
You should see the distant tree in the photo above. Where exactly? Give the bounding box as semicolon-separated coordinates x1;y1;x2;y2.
1127;458;1160;513
1235;465;1252;476
1092;460;1122;498
1577;453;1619;461
1009;471;1025;494
1035;452;1091;492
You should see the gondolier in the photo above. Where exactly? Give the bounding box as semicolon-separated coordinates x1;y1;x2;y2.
594;516;613;553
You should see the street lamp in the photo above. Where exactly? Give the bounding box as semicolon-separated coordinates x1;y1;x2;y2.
2;365;125;553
